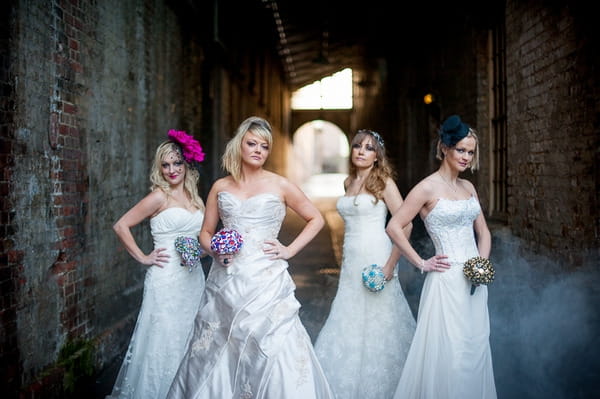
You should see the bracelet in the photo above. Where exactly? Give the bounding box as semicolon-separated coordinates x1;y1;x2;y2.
420;259;425;274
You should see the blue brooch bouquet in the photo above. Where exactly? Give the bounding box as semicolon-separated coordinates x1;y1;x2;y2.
362;264;386;293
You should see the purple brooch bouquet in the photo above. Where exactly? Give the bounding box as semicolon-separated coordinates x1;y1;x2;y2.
210;229;244;255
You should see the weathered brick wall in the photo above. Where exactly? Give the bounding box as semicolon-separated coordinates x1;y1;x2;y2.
1;0;290;395
505;0;599;260
0;0;209;394
473;31;492;212
0;0;19;394
389;1;599;262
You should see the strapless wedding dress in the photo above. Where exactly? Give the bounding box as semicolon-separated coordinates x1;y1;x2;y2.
107;208;205;399
393;197;497;399
314;194;416;398
167;192;334;399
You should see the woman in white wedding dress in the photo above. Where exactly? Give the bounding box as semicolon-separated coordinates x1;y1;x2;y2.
108;131;206;399
314;129;416;399
167;116;334;399
386;115;497;399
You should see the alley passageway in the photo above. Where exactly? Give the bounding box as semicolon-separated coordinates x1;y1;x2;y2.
280;195;342;341
4;1;599;397
90;179;599;399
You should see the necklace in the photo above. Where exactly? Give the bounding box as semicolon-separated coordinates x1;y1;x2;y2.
438;171;458;193
352;180;366;206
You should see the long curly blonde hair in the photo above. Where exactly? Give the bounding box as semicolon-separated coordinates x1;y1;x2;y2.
149;141;204;210
348;130;396;203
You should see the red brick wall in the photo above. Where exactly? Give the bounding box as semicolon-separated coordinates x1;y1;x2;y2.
48;0;88;339
505;0;600;260
0;0;291;396
0;0;210;394
387;1;599;262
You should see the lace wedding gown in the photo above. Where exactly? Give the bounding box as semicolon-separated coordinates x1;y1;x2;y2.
167;192;334;399
393;197;497;399
107;208;205;399
314;193;416;399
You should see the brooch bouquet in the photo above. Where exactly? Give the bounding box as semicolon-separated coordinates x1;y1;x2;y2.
210;229;244;255
174;236;204;272
463;256;495;295
210;229;244;274
361;264;386;293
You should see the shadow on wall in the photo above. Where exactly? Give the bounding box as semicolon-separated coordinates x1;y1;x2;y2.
399;222;600;399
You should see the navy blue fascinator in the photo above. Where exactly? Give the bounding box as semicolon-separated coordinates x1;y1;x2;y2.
439;115;470;146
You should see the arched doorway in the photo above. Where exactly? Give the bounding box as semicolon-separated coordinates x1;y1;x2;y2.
288;120;349;198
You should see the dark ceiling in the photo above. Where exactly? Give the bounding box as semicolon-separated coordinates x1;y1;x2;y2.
262;0;380;89
262;0;494;90
182;0;496;91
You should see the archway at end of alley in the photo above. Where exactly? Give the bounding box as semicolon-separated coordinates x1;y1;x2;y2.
288;119;349;199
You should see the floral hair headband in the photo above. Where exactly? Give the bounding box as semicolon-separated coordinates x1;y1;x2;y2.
167;129;205;164
357;129;385;147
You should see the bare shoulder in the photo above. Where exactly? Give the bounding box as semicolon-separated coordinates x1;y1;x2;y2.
412;173;438;196
145;188;168;206
343;176;351;191
264;172;306;201
262;169;283;181
459;177;477;194
457;177;479;198
211;176;235;192
260;170;287;187
271;172;298;194
382;176;401;197
133;188;168;218
403;174;443;214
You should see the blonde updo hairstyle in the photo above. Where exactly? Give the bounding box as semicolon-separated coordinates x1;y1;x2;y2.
222;116;273;182
150;140;204;210
348;130;396;203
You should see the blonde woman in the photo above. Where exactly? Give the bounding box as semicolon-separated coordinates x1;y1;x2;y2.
108;131;206;399
388;115;497;399
168;116;334;399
